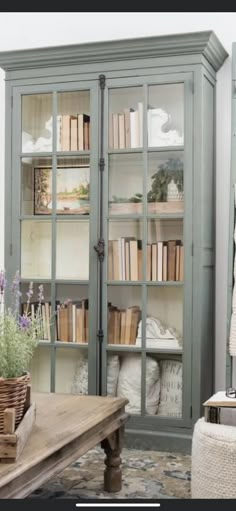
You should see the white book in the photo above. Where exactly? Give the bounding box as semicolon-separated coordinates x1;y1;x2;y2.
130;110;139;148
72;304;76;342
118;238;123;281
157;241;163;281
138;102;143;147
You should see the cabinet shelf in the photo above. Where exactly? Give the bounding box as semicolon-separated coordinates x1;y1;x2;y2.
106;345;183;355
107;280;184;286
20;150;90;158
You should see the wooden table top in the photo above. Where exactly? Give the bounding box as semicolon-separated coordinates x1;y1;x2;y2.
203;391;236;408
0;392;128;489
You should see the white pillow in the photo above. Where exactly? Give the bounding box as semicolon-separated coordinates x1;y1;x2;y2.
71;353;88;395
70;354;120;396
117;354;160;414
157;359;182;417
107;355;120;396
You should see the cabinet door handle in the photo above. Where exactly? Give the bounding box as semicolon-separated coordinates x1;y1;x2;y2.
94;238;105;261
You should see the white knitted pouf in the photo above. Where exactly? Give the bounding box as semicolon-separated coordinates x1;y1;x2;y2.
191;417;236;498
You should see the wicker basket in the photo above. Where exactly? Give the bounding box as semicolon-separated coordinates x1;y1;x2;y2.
0;372;30;433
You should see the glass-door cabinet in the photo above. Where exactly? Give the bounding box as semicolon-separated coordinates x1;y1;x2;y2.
12;83;99;396
102;75;192;435
0;31;227;451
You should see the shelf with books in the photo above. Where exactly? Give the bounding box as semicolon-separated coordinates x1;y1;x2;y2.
57;91;90;152
109;87;143;150
55;284;89;344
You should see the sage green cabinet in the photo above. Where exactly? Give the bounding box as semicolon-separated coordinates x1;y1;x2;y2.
0;31;227;452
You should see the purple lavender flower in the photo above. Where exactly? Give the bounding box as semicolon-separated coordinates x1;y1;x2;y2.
38;284;44;303
26;282;34;303
19;314;31;329
11;270;20;294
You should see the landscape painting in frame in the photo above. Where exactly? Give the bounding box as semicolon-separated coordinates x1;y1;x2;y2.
34;165;90;215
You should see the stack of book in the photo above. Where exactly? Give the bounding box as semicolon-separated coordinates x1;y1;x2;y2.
108;304;141;345
109;102;143;149
108;238;184;282
22;301;52;341
56;299;89;342
21;298;89;343
60;113;90;151
108;238;142;281
149;240;184;282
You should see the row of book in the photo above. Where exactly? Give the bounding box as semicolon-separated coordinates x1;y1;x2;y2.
108;238;184;282
109;102;143;149
22;299;89;343
60;113;90;151
108;304;141;345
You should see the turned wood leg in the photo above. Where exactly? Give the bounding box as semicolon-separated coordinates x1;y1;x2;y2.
101;425;124;492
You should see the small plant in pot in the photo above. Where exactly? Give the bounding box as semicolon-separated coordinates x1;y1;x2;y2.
147;157;184;203
0;271;44;433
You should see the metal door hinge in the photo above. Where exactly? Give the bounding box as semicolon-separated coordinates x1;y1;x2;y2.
99;74;106;90
11;96;13;108
190;405;192;419
94;238;105;261
97;329;104;343
191;81;194;94
191;243;194;257
10;243;13;256
99;157;105;172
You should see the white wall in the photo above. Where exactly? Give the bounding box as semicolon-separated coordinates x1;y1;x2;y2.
0;12;234;390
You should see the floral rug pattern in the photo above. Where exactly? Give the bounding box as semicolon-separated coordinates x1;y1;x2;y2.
29;447;191;499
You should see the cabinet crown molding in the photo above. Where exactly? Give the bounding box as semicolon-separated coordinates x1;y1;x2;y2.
0;31;228;73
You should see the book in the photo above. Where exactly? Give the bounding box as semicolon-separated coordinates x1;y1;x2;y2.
59;305;68;342
163;241;168;281
61;114;70;151
157;241;163;281
146;244;151;281
138;240;142;280
77;113;84;150
83;115;90;150
179;243;184;281
175;240;182;281
167;240;176;281
151;243;157;281
124;108;131;147
118;113;125;149
130;110;139;148
70;116;78;151
130;240;138;281
138;102;143;147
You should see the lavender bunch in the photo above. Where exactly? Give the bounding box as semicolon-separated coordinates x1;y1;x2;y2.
0;270;44;378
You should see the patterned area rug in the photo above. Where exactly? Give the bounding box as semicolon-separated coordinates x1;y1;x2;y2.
29;447;191;499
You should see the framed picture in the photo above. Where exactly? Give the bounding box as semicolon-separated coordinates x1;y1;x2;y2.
34;165;90;215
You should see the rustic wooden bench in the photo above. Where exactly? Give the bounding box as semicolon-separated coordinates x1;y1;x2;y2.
0;392;128;498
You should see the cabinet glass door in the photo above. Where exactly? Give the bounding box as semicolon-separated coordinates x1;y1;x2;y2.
104;75;192;425
15;84;97;395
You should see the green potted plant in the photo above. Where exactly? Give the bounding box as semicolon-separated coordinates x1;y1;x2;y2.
0;271;44;433
147;157;184;203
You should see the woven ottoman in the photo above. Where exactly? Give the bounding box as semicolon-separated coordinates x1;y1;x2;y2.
191;417;236;498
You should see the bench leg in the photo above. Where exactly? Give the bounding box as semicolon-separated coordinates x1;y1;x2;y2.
101;426;124;492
